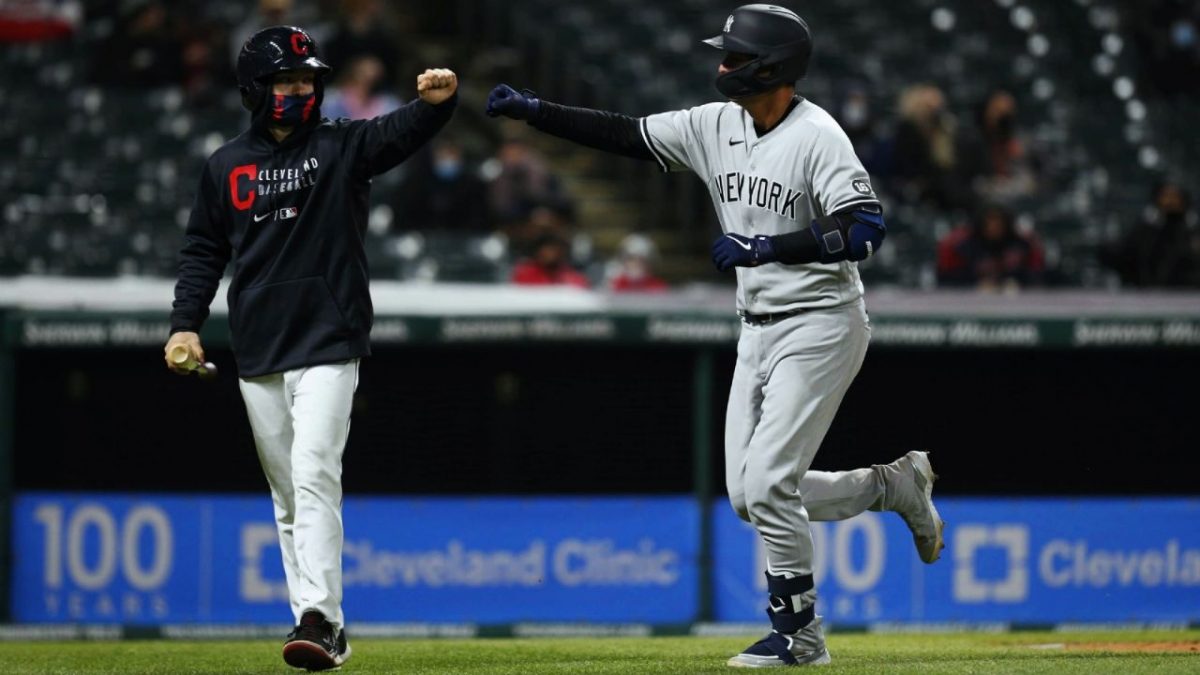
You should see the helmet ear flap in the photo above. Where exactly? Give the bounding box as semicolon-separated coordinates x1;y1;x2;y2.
754;63;781;81
313;77;326;107
240;81;270;113
239;86;255;112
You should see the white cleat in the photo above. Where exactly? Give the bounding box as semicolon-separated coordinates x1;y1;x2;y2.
887;450;945;563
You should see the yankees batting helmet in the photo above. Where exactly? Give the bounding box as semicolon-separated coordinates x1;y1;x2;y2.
236;26;332;112
703;4;812;99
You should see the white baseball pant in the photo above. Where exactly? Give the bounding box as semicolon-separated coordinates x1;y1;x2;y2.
725;299;872;584
238;359;359;631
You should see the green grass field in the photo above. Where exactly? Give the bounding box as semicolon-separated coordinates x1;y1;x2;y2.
2;631;1197;674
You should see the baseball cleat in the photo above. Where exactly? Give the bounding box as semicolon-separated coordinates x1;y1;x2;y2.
283;611;351;671
728;617;831;668
888;450;945;564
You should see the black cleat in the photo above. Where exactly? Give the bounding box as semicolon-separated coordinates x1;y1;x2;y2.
283;611;351;671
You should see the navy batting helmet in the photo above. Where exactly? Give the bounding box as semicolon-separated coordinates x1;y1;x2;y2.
703;4;812;99
236;26;332;112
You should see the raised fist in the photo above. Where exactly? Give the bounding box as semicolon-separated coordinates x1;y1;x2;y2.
417;68;458;105
486;84;539;120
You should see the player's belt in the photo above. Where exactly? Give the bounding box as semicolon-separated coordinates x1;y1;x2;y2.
738;309;806;326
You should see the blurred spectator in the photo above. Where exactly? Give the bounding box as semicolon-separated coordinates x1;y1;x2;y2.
485;139;568;227
891;84;963;210
323;55;402;120
0;0;80;41
1101;181;1200;287
510;232;589;288
394;140;489;232
505;201;579;258
959;89;1040;204
229;0;318;67
606;233;668;292
179;19;232;105
837;86;885;176
92;1;183;87
324;0;402;87
1129;0;1200;98
937;204;1044;291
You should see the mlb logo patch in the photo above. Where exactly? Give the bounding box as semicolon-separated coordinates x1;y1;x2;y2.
278;207;299;220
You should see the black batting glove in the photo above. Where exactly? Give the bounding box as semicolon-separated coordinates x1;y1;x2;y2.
711;233;778;272
486;84;540;120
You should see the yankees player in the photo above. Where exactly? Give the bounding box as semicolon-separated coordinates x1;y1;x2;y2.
163;26;456;671
487;4;943;667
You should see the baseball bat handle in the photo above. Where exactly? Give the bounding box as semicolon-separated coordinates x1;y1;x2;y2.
168;344;218;379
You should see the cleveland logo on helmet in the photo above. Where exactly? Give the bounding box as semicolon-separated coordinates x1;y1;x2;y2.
236;26;332;113
289;32;312;55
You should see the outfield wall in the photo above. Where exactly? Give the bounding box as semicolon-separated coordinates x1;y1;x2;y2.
3;284;1198;625
10;493;1199;626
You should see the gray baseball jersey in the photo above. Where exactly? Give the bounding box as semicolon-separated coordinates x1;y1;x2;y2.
640;98;881;586
639;98;879;313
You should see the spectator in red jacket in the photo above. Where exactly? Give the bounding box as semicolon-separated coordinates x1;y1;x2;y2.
607;233;668;292
937;204;1044;291
511;232;589;288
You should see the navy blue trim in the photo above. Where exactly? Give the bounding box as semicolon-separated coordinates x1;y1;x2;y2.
768;605;815;634
826;198;880;215
766;572;814;596
762;632;800;665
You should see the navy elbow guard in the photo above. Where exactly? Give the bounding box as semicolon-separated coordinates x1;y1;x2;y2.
768;204;886;264
809;204;886;263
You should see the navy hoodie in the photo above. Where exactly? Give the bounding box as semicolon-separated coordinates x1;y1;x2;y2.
170;95;456;377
